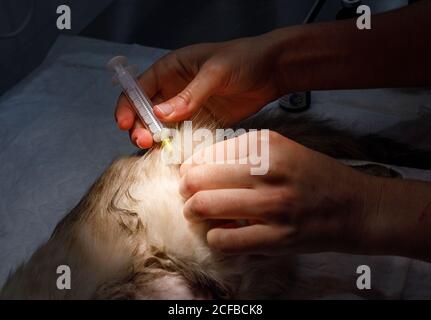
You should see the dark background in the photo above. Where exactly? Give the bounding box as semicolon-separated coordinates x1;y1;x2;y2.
0;0;408;95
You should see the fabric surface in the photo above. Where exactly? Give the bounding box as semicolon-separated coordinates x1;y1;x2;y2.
1;35;430;299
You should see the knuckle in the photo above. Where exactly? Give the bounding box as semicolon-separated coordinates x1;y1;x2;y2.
177;88;193;106
153;52;178;75
208;230;234;252
181;171;199;196
188;192;208;219
203;59;226;78
188;167;202;188
277;225;296;245
207;231;221;249
264;188;292;217
264;158;285;181
275;188;292;207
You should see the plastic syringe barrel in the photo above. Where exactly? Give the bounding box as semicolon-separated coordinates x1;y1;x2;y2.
108;56;166;142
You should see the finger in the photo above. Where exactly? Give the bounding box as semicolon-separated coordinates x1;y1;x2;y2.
152;92;165;105
129;120;154;149
180;133;249;176
137;66;159;99
115;94;135;131
207;224;287;255
183;188;278;222
115;66;159;130
153;65;224;122
179;163;252;198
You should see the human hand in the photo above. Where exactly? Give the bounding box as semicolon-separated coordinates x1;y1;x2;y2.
115;35;283;148
179;131;376;256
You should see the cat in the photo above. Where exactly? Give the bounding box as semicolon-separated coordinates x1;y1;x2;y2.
1;110;429;299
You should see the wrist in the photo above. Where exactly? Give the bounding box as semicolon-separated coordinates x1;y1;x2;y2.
254;28;301;95
350;174;385;254
348;176;428;258
360;177;431;260
265;21;363;93
260;25;329;94
338;172;385;254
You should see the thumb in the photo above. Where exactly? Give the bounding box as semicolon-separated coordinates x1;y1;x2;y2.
154;66;223;122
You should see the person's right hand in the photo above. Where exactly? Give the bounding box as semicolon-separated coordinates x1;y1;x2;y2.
115;33;284;148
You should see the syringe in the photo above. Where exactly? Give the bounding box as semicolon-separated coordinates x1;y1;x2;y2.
107;56;171;146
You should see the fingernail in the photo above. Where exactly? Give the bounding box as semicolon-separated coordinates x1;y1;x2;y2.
132;135;140;148
154;103;173;116
136;138;144;149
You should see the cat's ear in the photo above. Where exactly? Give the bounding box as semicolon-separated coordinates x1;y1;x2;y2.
93;271;212;300
93;249;231;300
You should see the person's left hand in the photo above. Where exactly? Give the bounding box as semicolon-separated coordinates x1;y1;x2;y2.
179;130;377;256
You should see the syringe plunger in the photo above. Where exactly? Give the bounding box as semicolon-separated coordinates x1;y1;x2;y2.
107;56;170;143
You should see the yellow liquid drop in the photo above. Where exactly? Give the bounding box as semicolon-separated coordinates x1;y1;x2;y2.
161;138;173;153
